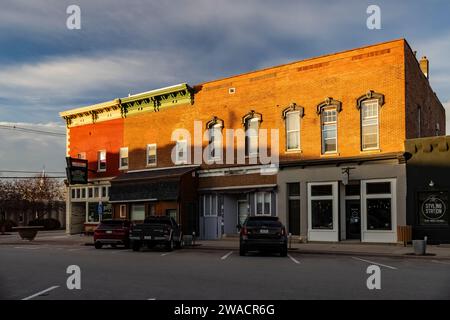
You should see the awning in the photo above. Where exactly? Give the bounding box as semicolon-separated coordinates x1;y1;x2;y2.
198;184;277;194
109;166;198;203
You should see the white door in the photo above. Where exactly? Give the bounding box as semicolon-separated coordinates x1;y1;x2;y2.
307;182;339;242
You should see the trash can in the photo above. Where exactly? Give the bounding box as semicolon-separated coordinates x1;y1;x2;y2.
412;239;427;255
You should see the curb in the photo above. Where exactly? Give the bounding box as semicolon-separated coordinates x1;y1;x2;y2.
186;245;450;260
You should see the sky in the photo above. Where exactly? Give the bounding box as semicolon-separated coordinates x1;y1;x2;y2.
0;0;450;175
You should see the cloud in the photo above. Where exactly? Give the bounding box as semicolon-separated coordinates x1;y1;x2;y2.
0;122;66;174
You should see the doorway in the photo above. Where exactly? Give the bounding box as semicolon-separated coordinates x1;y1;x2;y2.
345;200;361;240
237;201;249;226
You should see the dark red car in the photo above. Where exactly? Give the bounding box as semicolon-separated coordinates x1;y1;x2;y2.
94;220;131;249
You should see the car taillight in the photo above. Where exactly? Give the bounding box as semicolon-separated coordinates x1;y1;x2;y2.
241;227;248;236
281;227;286;236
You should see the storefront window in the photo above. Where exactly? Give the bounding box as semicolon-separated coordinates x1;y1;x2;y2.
256;192;271;215
311;200;333;229
87;202;112;222
131;204;145;221
367;198;392;230
311;185;332;197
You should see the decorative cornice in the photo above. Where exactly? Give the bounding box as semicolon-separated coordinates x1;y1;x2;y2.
356;90;385;110
316;97;342;115
242;110;263;126
206;116;224;129
282;102;304;119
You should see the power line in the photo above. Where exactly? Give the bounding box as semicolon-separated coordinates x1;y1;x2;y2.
0;124;66;137
0;170;65;174
0;176;66;179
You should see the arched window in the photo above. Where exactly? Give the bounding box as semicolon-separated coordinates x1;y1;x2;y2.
357;91;384;150
206;116;224;161
242;110;262;157
317;98;342;154
282;103;304;151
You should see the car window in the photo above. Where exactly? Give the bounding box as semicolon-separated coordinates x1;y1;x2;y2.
245;218;281;228
144;217;172;225
98;220;125;229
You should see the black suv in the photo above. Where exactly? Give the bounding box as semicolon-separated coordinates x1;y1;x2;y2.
238;216;288;256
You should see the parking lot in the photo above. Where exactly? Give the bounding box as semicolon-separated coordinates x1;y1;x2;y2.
1;244;450;300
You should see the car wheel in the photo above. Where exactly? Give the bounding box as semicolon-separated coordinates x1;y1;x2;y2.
239;244;246;256
175;240;183;249
94;242;103;249
132;241;141;252
124;241;130;249
166;239;174;252
280;245;288;257
111;244;117;248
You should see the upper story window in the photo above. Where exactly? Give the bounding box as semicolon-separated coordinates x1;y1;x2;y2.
321;108;337;154
242;110;262;157
119;147;128;169
176;140;188;165
206;116;224;162
282;103;304;152
361;100;379;150
357;91;385;151
317;98;342;154
147;144;157;166
98;150;106;172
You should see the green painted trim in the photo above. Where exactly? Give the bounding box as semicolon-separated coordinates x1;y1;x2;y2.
120;83;194;117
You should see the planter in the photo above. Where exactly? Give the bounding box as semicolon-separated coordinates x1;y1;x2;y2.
12;226;44;241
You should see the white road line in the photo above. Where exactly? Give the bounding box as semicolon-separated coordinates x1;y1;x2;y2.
68;248;82;252
352;257;398;270
22;285;60;300
147;298;156;300
432;260;450;265
161;252;174;256
221;251;233;260
14;247;40;250
288;254;301;264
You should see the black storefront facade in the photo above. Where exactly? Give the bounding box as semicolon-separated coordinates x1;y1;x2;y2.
108;166;199;235
405;136;450;244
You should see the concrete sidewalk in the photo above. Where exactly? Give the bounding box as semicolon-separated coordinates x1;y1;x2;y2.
0;230;89;247
194;238;450;260
2;230;450;260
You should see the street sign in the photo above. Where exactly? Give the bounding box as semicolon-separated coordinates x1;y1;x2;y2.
66;157;88;185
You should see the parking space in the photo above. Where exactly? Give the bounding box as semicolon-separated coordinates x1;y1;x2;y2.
1;245;450;300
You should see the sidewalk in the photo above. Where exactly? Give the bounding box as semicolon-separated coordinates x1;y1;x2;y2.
194;238;450;260
2;230;450;260
0;230;90;247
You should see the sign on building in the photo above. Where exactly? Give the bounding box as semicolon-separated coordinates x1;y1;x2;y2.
418;191;449;225
66;157;88;185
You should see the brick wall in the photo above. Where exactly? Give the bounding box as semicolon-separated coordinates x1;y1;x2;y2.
404;43;446;139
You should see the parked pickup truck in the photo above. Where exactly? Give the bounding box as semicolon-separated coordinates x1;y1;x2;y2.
129;216;183;252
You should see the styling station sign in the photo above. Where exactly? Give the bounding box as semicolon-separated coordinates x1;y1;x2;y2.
419;191;449;225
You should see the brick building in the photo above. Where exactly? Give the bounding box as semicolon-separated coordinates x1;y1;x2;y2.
60;39;446;242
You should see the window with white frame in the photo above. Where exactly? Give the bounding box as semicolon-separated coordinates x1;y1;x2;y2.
119;204;127;219
176;140;188;164
255;192;271;215
286;111;300;151
361;100;379;150
208;124;223;161
98;150;106;171
321;107;337;153
203;194;218;216
245;118;259;156
147;144;157;166
364;181;393;231
119;147;128;169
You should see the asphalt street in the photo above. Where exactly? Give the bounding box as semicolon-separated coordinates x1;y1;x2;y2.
1;245;449;300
